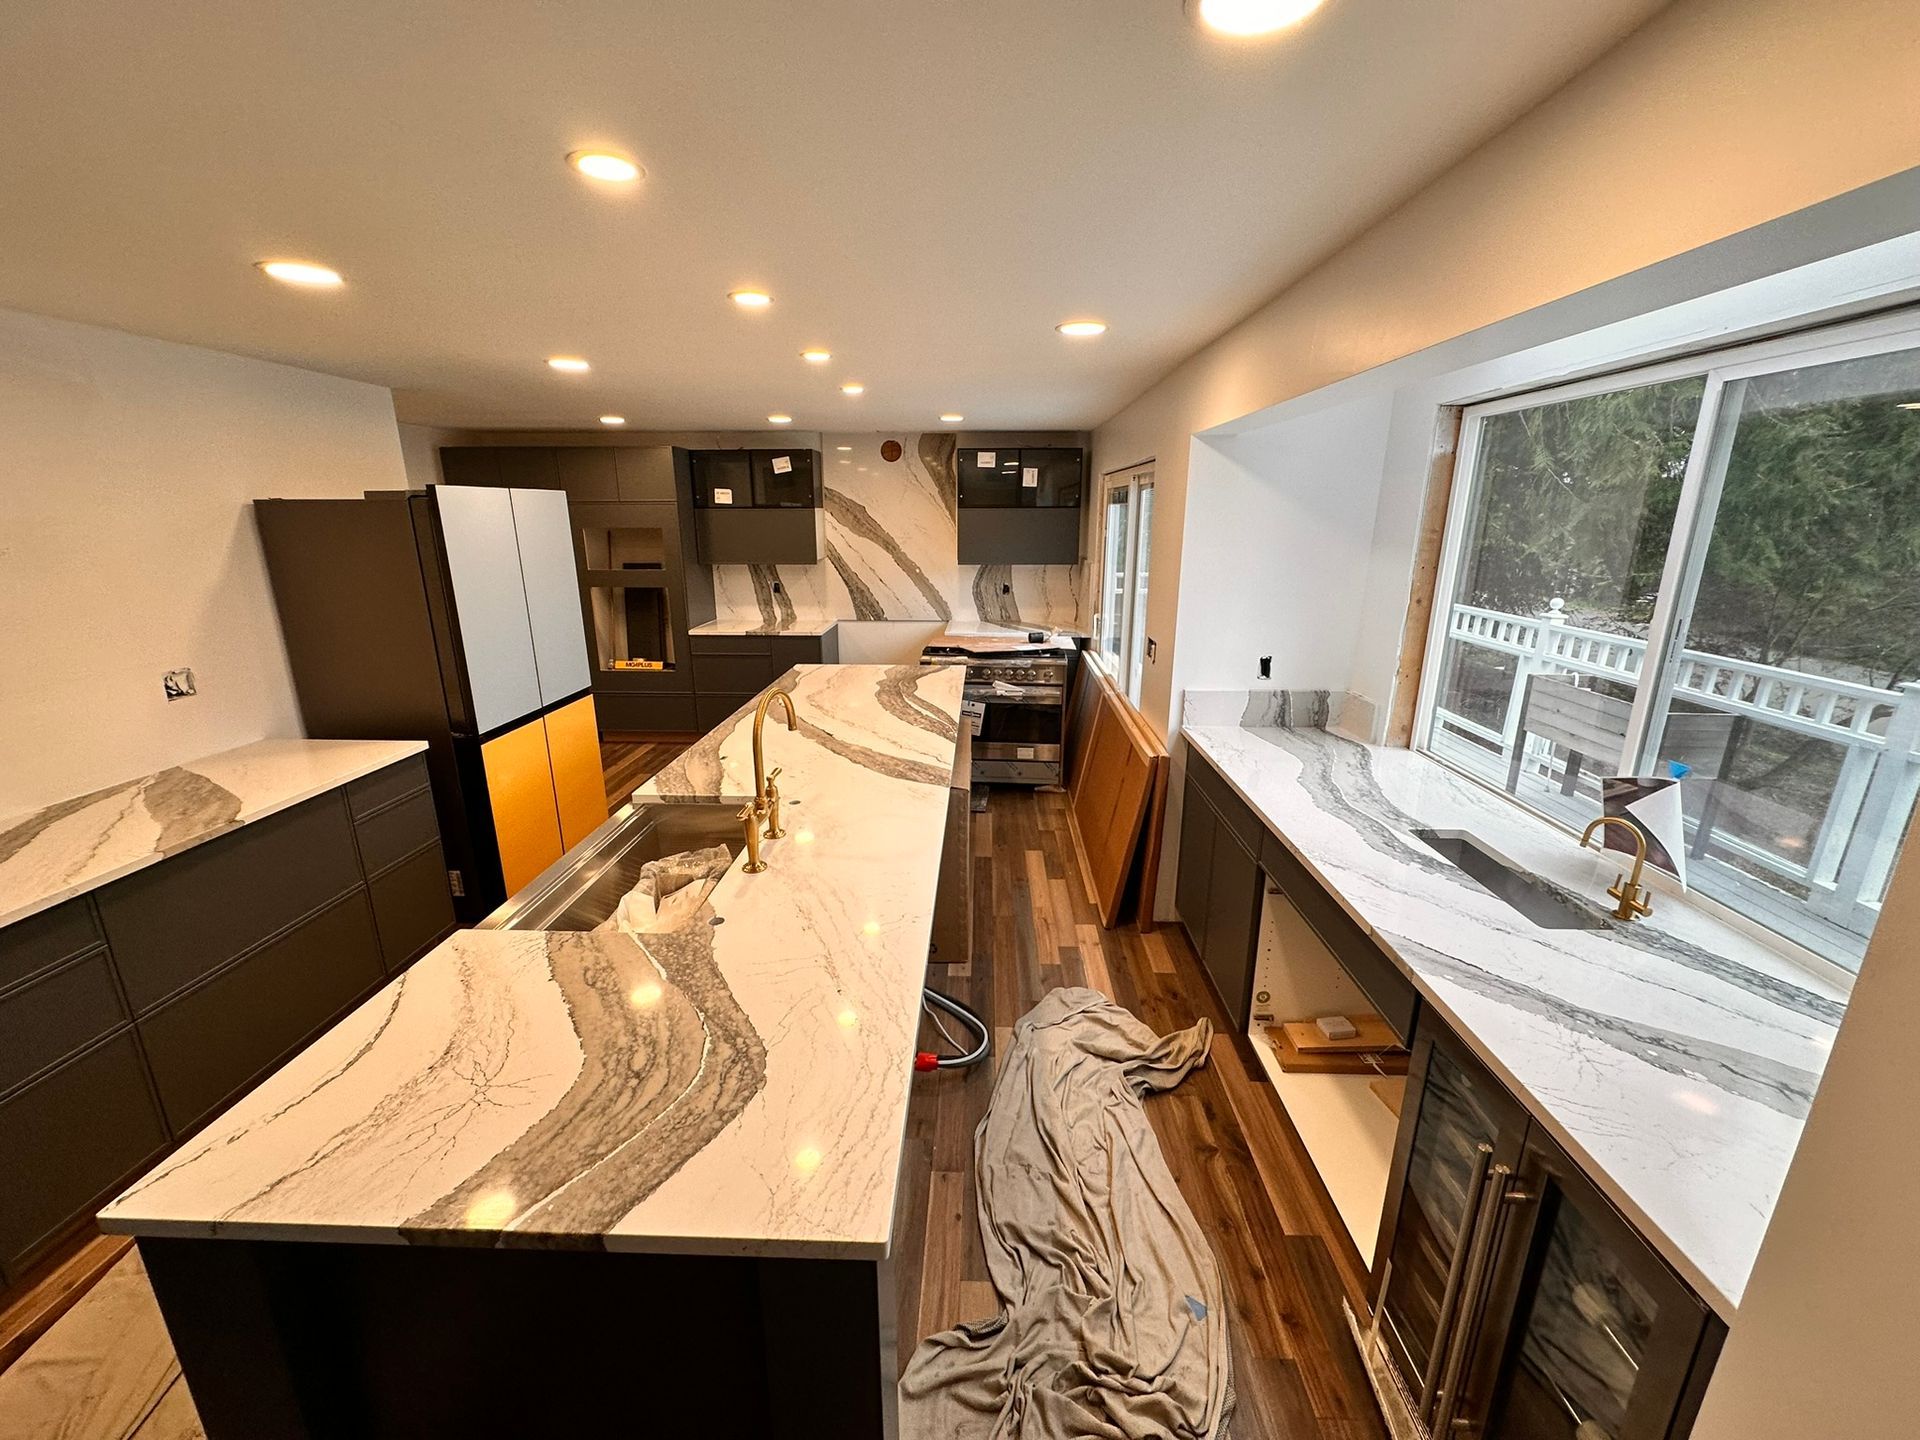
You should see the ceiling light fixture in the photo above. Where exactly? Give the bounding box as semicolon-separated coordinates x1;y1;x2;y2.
1899;401;1920;411
547;356;591;373
256;260;343;287
940;413;964;423
801;349;832;363
731;289;773;308
840;382;865;396
567;150;642;183
600;415;626;426
768;413;793;425
836;445;853;451
1190;0;1325;37
1056;320;1108;337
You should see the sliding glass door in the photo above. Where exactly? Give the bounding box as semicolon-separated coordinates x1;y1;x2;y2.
1418;314;1920;970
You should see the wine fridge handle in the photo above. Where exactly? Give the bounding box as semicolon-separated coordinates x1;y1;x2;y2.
1417;1141;1494;1419
1430;1160;1513;1435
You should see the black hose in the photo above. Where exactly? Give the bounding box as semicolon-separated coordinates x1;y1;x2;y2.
921;987;991;1070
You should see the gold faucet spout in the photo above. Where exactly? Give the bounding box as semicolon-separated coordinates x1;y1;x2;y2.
750;688;798;808
741;688;799;866
1578;815;1653;921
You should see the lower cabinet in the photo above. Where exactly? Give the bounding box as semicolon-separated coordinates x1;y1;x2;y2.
688;630;838;732
1173;760;1262;1031
474;694;610;900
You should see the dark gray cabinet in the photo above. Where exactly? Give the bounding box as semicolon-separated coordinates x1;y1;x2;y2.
689;449;824;564
0;754;451;1286
1174;759;1262;1031
956;447;1084;565
689;629;839;728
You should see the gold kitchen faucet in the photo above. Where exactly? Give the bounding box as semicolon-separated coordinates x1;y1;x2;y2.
1578;815;1653;921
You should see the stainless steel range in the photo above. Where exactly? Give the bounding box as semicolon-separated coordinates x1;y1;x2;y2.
920;636;1077;786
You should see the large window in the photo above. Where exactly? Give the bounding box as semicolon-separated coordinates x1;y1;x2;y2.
1094;465;1155;705
1419;317;1920;971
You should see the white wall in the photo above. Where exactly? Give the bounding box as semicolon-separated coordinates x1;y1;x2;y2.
1093;0;1920;744
0;308;408;815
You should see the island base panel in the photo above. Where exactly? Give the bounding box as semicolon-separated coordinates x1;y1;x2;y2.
140;1237;896;1439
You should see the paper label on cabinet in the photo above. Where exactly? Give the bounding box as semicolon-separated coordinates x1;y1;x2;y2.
713;487;734;505
771;455;793;474
976;451;996;468
1016;746;1036;761
1022;468;1039;487
961;700;986;737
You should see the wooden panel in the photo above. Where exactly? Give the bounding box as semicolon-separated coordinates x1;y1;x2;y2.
1064;661;1168;927
1387;407;1463;747
480;718;564;895
544;694;610;850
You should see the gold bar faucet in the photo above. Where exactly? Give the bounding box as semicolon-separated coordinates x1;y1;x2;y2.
1578;815;1653;921
740;687;798;870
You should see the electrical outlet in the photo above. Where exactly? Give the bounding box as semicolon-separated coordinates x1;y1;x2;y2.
1001;583;1011;595
162;668;197;700
1146;637;1157;662
448;870;465;898
1258;656;1272;680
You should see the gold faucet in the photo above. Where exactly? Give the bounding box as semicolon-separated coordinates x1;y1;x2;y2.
738;803;766;874
1578;815;1653;921
743;687;799;860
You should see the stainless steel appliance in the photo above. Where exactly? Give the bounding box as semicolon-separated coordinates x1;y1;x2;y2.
920;637;1076;786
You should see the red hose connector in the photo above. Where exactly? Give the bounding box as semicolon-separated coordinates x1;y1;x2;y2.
913;1052;940;1073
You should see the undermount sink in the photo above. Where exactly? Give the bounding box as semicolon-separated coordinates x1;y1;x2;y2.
480;799;748;932
1412;828;1611;931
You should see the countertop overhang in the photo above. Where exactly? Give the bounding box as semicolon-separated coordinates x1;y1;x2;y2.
99;664;966;1261
1184;722;1845;1319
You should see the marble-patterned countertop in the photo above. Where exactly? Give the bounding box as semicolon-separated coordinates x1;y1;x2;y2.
688;615;840;637
1184;724;1845;1319
100;665;966;1261
0;738;428;930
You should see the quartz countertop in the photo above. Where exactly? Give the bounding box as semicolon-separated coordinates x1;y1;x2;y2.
0;738;429;930
1184;723;1845;1319
100;664;966;1261
688;615;840;637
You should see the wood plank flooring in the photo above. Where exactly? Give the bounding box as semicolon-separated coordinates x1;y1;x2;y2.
599;735;696;807
901;785;1385;1437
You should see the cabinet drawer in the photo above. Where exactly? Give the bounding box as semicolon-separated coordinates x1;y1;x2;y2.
1188;750;1263;854
694;654;777;694
696;693;758;731
369;846;455;972
99;796;364;1013
0;898;104;994
688;634;772;657
0;1032;169;1276
346;754;430;818
138;892;385;1134
1260;832;1418;1043
769;634;829;671
354;788;443;874
0;953;129;1096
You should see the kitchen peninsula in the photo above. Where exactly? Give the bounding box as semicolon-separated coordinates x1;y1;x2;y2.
98;663;967;1439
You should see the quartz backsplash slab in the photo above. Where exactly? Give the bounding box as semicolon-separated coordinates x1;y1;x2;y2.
1183;688;1378;740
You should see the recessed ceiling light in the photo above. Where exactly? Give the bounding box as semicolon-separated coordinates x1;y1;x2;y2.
599;415;626;426
256;260;343;287
567;150;642;183
801;349;832;363
1056;320;1108;337
731;289;773;309
1190;0;1325;36
836;445;853;451
547;356;591;373
768;413;793;425
1899;401;1920;411
840;382;865;396
940;414;964;423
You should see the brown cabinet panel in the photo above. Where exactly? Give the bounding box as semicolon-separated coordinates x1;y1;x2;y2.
0;953;128;1096
0;1033;169;1276
345;754;430;818
688;633;772;657
694;654;778;694
99;795;364;1013
555;449;619;502
368;846;455;973
353;788;443;874
0;897;103;994
138;893;385;1134
614;448;681;502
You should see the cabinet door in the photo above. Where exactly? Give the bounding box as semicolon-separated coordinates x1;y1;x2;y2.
957;449;1025;507
432;486;543;733
509;488;592;707
481;718;564;896
1465;1133;1713;1440
690;451;752;508
751;450;818;508
544;694;610;849
1202;826;1261;1030
1018;449;1085;508
1175;775;1217;955
1374;1020;1531;1424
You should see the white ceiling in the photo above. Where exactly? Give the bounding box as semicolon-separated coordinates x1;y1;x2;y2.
0;0;1670;432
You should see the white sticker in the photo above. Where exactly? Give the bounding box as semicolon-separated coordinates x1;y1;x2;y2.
961;699;986;737
713;487;734;505
976;451;996;468
771;455;793;474
1016;746;1036;761
1022;467;1039;487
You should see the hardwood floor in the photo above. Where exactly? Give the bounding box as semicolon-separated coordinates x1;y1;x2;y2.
599;735;695;806
901;785;1386;1437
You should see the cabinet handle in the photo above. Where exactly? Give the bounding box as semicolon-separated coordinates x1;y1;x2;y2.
1418;1142;1493;1417
1430;1161;1513;1436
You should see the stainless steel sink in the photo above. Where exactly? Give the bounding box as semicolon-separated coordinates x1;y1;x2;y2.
479;800;746;932
1412;828;1611;931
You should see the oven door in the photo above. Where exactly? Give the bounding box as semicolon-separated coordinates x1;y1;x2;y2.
968;682;1064;765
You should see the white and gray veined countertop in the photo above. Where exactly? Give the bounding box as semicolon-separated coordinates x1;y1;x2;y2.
100;664;967;1261
0;737;429;930
1183;720;1845;1319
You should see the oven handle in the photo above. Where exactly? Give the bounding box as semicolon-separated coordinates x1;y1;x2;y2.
963;685;1064;708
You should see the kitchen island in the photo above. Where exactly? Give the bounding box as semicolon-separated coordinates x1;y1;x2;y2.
98;663;966;1439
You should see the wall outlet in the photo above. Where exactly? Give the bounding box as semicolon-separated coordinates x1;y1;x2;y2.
162;668;197;700
1258;655;1272;680
1146;637;1157;662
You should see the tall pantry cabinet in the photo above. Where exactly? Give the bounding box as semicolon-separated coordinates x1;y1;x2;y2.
256;485;609;921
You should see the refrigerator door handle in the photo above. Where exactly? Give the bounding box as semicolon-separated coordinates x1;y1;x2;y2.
1430;1161;1513;1435
1417;1141;1495;1418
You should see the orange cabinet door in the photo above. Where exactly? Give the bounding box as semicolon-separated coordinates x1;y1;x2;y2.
544;694;610;849
481;718;564;896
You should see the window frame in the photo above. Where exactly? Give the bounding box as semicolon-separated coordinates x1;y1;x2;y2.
1412;306;1920;980
1093;462;1155;704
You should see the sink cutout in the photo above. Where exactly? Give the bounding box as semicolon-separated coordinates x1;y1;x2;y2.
1412;828;1610;931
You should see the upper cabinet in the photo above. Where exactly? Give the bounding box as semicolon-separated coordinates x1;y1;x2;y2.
688;448;823;564
957;446;1085;565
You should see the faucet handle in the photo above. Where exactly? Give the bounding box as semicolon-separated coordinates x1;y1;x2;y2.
762;767;787;840
738;803;767;873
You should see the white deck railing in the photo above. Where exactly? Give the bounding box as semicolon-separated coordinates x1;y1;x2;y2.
1434;600;1920;945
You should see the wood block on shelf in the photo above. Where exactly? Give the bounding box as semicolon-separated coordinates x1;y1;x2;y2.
1278;1014;1401;1054
1266;1025;1410;1076
1368;1076;1406;1119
